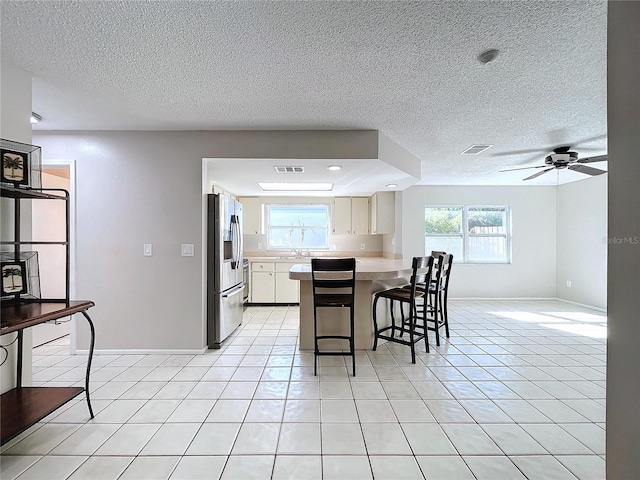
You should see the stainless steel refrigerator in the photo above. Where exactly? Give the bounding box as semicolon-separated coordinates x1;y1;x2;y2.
207;194;244;348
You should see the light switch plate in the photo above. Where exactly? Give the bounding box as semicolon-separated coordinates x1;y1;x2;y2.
143;244;152;256
181;243;194;256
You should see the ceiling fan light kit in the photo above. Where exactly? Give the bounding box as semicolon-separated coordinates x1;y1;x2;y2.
545;151;579;166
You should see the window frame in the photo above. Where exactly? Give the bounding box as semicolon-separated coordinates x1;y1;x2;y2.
424;205;512;264
265;203;330;251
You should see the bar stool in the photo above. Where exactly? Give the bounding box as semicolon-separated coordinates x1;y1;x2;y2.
425;253;453;345
372;256;434;364
311;258;357;376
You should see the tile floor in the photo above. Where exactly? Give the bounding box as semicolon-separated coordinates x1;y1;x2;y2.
1;300;607;479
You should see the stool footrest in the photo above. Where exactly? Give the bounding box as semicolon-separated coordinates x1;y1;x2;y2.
316;335;351;341
315;351;353;356
375;326;426;347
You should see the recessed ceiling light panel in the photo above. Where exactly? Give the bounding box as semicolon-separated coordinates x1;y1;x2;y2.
461;144;493;155
327;165;342;171
386;183;398;188
30;112;42;124
258;182;333;191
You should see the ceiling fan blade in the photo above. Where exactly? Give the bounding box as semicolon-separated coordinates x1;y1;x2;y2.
523;167;555;181
577;154;608;164
499;165;548;173
568;164;607;176
573;134;607;147
570;146;602;152
492;148;547;157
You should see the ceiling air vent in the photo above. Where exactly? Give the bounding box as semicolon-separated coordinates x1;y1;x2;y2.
461;144;493;155
274;166;304;173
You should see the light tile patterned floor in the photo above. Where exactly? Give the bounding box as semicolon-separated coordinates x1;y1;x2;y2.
1;300;606;479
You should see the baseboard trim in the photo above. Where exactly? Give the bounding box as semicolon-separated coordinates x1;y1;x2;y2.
449;296;606;312
449;297;557;301
556;298;607;313
75;347;209;355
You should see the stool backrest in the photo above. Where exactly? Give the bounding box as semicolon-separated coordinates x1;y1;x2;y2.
311;258;356;293
408;256;434;299
434;253;453;291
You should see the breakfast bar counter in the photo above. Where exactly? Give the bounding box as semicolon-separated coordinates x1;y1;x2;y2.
289;258;413;350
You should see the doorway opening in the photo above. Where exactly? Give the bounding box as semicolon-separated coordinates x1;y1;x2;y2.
31;162;77;352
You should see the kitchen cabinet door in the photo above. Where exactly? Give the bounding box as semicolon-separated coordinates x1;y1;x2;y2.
370;191;395;234
351;197;370;235
333;197;352;234
239;197;262;234
251;271;275;302
275;272;299;303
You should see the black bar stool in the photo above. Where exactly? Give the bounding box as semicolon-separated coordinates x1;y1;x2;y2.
425;253;453;345
311;258;357;376
372;256;434;364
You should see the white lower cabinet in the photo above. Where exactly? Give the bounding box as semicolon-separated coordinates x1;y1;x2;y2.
250;261;300;303
251;271;275;303
250;262;275;303
275;262;300;303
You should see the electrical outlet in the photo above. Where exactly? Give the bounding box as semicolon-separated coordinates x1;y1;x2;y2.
143;244;152;257
181;244;194;256
258;242;263;250
332;243;338;250
566;280;572;288
360;243;366;250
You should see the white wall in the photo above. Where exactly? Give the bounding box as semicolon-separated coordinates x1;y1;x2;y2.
34;130;379;352
556;175;607;309
401;185;557;298
606;2;640;478
1;59;33;393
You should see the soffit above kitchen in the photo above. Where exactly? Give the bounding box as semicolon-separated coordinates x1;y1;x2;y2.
1;1;607;186
204;131;421;196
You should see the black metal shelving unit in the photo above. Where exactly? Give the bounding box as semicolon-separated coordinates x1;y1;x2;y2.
1;149;96;445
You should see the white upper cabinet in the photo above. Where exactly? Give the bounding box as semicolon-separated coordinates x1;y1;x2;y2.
370;191;395;234
333;197;370;235
351;197;370;235
239;197;262;234
333;197;352;234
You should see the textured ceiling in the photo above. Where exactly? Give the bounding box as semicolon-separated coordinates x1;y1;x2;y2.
1;1;608;188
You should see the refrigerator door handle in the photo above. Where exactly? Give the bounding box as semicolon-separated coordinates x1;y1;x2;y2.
236;208;243;265
230;217;237;269
222;284;244;297
232;216;241;269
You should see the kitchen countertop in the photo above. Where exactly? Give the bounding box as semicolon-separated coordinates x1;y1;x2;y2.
288;257;414;281
247;257;312;263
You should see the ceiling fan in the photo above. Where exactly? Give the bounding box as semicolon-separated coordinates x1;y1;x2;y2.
499;146;608;181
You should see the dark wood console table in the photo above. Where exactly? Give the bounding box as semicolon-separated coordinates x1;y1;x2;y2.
1;300;96;445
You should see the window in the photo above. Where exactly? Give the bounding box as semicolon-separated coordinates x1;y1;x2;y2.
425;206;511;263
267;204;329;250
